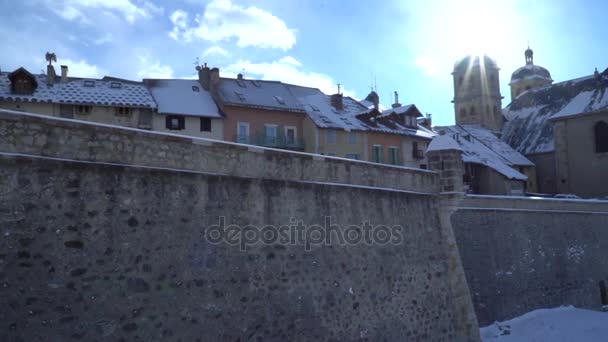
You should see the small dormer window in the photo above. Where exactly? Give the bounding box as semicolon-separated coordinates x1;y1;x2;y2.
14;78;33;94
251;80;261;87
192;85;200;92
236;80;247;88
84;80;95;87
110;82;122;89
274;96;286;105
311;105;321;112
235;91;246;101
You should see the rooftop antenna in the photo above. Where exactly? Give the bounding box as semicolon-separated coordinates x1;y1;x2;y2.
337;83;341;94
374;76;377;92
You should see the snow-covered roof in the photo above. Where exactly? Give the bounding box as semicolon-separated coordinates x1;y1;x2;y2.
432;125;528;180
356;107;435;139
510;63;552;84
426;134;462;152
215;78;303;112
502;68;608;154
461;124;534;166
144;79;220;118
287;84;369;130
380;104;419;117
0;68;156;108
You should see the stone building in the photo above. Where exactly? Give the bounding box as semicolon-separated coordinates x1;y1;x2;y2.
503;64;608;197
143;77;223;140
452;55;504;133
0;62;156;129
508;46;553;100
427;54;534;195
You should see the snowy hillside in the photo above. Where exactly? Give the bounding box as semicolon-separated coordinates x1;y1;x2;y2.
481;306;608;341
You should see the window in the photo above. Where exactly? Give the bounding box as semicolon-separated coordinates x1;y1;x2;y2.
326;129;337;144
412;141;423;159
115;107;132;117
345;153;360;160
76;105;92;115
83;80;95;87
459;108;466;118
326;152;336;157
347;131;357;144
285;126;296;145
138;109;153;129
469;106;476;116
13;77;33;94
595;121;608;153
237;122;250;143
110;82;122;89
165;115;185;130
372;145;383;163
200;117;212;132
59;104;74;119
420;164;427;170
265;124;278;145
388;147;400;165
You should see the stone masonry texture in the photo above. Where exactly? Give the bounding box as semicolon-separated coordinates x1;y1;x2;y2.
0;110;479;341
452;196;608;326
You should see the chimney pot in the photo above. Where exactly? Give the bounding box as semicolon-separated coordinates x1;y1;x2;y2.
198;63;211;90
330;93;344;111
60;65;68;82
46;65;56;86
237;73;243;80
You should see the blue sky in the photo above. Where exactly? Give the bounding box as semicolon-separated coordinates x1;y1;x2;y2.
1;0;607;125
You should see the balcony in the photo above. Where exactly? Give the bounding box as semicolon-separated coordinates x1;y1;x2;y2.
234;131;305;151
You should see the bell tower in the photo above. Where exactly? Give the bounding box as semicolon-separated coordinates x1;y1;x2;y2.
452;54;504;132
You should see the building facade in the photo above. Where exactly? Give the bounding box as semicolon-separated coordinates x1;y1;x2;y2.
452;55;504;133
0;63;157;130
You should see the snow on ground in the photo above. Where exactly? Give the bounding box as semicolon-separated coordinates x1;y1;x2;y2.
481;306;608;342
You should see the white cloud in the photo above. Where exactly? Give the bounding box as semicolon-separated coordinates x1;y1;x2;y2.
48;0;163;24
136;55;174;79
415;55;441;76
169;0;296;50
223;57;352;97
93;33;113;45
62;58;107;78
202;46;230;58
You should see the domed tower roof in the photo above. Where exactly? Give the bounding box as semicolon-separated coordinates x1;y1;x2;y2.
510;47;552;84
453;54;498;73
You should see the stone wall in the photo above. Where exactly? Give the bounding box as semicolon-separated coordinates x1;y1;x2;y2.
0;109;438;194
0;109;479;341
427;149;464;193
452;195;608;326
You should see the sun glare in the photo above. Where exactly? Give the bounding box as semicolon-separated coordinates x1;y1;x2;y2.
449;1;512;58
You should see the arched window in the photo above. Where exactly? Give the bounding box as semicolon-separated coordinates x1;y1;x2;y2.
469;107;476;116
458;77;464;86
596;121;608;153
459;108;466;118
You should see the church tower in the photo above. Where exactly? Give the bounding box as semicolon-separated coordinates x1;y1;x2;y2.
509;46;553;100
452;54;504;132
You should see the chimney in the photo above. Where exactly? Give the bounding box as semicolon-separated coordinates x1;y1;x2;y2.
60;65;68;82
425;113;432;128
197;63;211;91
210;67;220;88
330;93;344;110
392;91;401;108
237;73;244;80
46;64;56;86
